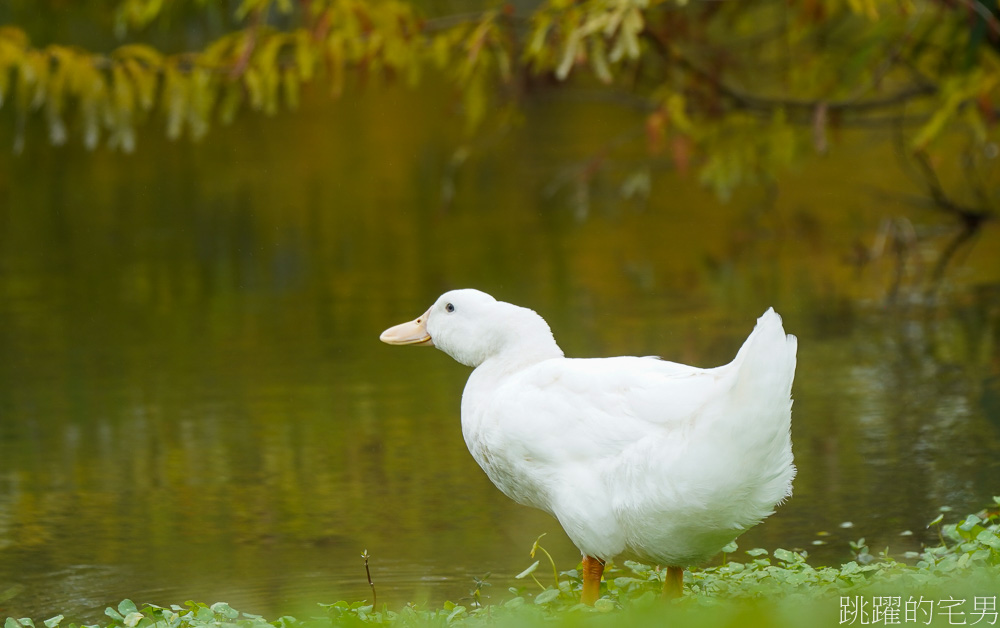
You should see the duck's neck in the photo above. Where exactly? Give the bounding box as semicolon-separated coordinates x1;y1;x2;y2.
478;303;564;374
478;338;564;376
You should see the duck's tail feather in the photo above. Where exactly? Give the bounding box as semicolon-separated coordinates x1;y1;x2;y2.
718;308;798;514
732;307;797;399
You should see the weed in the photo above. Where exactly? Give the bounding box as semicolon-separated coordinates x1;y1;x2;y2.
5;500;1000;628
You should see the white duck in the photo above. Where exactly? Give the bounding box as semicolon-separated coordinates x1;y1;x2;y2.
380;289;796;604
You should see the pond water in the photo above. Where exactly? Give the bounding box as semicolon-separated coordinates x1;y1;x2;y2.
1;84;999;621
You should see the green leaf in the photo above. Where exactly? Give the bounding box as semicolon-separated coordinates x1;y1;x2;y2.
594;598;615;612
588;37;611;84
515;560;540;579
122;614;143;628
210;603;238;619
194;606;215;623
42;617;63;628
118;601;138;616
445;605;466;623
773;548;797;563
958;515;982;536
623;560;651;575
746;548;768;557
534;588;560;604
555;28;579;81
976;529;1000;550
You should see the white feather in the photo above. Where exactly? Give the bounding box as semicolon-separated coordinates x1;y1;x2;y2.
414;289;796;566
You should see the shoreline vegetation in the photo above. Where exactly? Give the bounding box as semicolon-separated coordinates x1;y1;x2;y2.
5;501;999;628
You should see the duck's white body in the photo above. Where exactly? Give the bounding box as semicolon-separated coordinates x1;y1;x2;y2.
381;289;796;569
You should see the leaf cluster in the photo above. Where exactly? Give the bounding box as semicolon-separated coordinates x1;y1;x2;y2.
1;0;999;202
0;1;443;152
5;501;1000;628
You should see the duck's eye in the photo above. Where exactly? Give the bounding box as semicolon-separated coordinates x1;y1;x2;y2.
445;303;455;313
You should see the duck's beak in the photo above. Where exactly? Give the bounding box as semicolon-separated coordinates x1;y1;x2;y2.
380;308;435;346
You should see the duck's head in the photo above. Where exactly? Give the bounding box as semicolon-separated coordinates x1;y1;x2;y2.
379;289;562;368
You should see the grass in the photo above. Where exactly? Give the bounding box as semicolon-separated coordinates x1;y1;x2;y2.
6;500;1000;628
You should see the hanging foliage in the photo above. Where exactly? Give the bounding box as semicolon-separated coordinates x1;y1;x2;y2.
1;0;998;204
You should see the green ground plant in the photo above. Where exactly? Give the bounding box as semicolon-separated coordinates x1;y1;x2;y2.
6;499;1000;628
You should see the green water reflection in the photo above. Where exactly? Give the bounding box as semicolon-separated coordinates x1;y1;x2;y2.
1;85;999;620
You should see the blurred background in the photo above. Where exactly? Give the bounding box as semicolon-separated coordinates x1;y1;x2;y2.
1;0;999;622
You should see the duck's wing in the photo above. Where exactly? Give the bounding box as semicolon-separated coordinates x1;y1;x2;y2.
523;356;733;429
477;356;734;472
512;308;796;439
479;310;795;472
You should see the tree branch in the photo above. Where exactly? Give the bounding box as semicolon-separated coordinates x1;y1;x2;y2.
670;41;937;116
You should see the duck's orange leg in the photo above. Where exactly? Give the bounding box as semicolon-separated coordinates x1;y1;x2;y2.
580;555;605;605
663;565;684;599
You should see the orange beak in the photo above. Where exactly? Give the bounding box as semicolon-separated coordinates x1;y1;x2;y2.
379;308;435;346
